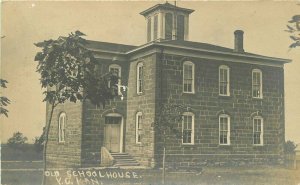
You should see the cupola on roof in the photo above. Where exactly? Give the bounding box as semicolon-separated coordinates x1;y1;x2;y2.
140;2;194;43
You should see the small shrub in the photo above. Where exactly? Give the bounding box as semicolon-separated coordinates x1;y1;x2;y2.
284;140;297;154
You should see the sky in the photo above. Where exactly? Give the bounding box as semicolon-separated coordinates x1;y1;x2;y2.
1;1;300;144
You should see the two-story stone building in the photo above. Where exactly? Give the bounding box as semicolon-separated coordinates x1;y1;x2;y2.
46;2;291;168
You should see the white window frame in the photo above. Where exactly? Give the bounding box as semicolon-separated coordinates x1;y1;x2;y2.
182;112;195;145
137;62;144;94
253;116;264;146
219;65;230;96
252;69;263;99
136;112;143;144
219;114;230;145
109;64;121;95
183;61;195;93
58;112;66;143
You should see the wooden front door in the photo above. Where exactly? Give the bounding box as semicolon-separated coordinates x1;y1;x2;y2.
104;116;121;153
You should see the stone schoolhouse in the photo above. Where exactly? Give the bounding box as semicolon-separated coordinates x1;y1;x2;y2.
46;3;291;168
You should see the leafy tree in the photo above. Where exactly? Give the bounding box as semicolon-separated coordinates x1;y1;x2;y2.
152;102;188;184
34;127;45;153
7;132;28;149
34;31;118;184
284;140;297;154
286;14;300;48
0;79;10;117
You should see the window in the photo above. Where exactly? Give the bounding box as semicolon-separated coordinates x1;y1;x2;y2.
219;114;230;145
105;116;121;125
137;63;144;94
182;112;194;144
219;65;230;96
176;15;185;40
252;69;263;98
147;18;151;42
165;13;173;40
154;15;158;40
253;117;263;145
109;64;121;95
136;112;142;144
183;61;194;93
58;112;66;143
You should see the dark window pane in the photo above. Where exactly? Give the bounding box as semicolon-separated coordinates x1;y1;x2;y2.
165;13;173;40
154;15;158;40
105;117;121;124
147;18;151;42
177;15;184;40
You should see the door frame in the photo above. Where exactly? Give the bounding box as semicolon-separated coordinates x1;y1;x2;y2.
104;113;124;153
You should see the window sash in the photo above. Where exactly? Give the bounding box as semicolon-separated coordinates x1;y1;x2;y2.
219;116;230;145
136;114;142;143
59;114;66;143
182;115;194;144
252;71;262;98
253;118;263;145
219;67;229;96
183;63;194;93
109;66;121;95
220;131;228;144
137;65;144;94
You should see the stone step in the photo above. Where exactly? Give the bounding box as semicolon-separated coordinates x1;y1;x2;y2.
110;153;128;155
115;160;139;164
110;153;140;167
114;163;140;166
114;158;136;161
111;155;130;158
112;155;132;158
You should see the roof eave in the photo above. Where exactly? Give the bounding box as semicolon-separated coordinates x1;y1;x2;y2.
140;4;194;16
126;42;291;64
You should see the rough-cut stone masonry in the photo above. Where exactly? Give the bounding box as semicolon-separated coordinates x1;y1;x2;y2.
154;53;285;167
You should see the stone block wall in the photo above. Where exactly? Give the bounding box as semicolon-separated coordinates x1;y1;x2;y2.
45;50;286;168
125;53;157;167
81;59;129;167
46;101;83;168
154;53;285;167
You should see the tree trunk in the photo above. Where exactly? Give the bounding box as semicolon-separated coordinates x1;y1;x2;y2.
162;146;166;185
42;102;55;185
293;153;297;170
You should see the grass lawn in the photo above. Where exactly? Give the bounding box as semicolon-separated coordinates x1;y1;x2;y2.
142;166;300;185
1;171;43;185
2;164;300;185
1;144;42;161
1;161;43;169
1;161;43;185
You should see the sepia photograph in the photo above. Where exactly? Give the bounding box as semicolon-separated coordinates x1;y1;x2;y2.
1;1;300;184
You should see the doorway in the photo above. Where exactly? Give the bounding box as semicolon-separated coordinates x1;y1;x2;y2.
104;114;123;153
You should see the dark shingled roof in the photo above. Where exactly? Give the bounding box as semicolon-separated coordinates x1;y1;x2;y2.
84;39;288;62
161;40;234;53
159;39;272;58
85;40;137;53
